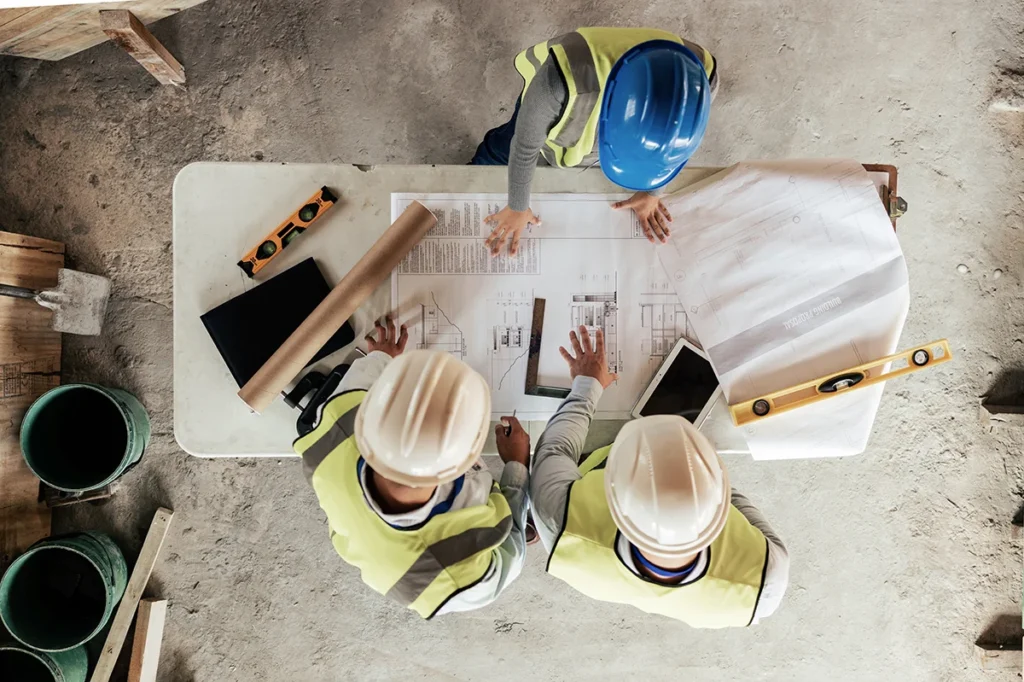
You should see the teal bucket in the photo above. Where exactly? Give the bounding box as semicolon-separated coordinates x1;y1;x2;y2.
0;642;87;682
20;383;151;492
0;532;128;652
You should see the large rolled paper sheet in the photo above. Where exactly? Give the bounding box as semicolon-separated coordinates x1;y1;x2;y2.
238;200;437;412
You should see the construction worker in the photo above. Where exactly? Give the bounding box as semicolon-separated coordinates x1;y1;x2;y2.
294;317;531;618
530;326;788;627
471;27;718;254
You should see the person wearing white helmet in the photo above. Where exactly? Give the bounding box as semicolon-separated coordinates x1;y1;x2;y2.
293;317;532;618
530;325;789;627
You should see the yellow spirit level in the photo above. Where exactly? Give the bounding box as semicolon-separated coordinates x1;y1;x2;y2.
729;339;952;426
238;186;338;278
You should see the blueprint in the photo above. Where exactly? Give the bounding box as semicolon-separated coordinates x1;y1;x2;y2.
658;159;909;460
391;193;695;420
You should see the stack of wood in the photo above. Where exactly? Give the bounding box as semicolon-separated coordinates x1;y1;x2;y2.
0;231;62;567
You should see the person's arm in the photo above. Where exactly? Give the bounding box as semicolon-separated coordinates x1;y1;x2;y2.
484;61;566;256
732;489;789;623
530;376;603;550
334;351;392;393
507;60;566;211
436;418;531;614
530;326;618;552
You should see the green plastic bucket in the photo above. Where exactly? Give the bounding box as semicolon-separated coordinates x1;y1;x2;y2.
0;642;87;682
0;532;127;652
20;383;151;493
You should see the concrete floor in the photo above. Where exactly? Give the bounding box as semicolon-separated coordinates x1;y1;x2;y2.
2;1;1023;680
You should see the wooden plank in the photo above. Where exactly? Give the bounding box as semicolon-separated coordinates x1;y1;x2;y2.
100;9;182;85
0;1;129;7
0;231;62;569
974;642;1023;671
0;8;37;28
128;598;167;682
0;0;207;61
90;508;173;682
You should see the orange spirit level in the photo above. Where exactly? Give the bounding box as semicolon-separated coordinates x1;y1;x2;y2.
729;339;952;426
238;186;338;278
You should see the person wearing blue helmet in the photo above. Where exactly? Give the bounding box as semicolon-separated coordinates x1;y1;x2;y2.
471;27;717;256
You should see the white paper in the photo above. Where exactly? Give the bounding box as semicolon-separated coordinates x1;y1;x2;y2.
658;159;909;459
391;193;697;420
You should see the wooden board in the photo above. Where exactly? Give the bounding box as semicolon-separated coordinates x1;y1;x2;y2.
128;598;167;682
0;0;207;61
974;642;1024;671
0;231;63;568
100;9;183;85
91;508;173;682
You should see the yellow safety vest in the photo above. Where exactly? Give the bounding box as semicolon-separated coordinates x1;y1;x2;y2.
294;390;513;619
547;445;768;628
514;27;716;168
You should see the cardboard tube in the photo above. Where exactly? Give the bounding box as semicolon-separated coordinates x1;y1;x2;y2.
238;200;437;412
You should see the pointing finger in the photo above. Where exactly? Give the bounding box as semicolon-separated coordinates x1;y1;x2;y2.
397;324;409;351
510;230;521;256
386;316;396;340
595;327;605;356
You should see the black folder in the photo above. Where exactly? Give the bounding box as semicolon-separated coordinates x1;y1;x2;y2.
201;258;354;387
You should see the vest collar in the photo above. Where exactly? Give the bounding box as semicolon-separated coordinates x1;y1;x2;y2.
630;543;698;581
357;457;465;530
614;531;712;587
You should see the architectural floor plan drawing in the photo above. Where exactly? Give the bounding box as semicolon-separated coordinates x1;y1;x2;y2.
390;193;693;419
416;292;467;359
487;292;533;392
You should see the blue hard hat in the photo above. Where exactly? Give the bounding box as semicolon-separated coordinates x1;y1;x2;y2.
598;41;711;192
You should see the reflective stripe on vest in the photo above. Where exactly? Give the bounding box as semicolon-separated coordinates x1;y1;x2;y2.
513;27;716;168
547;445;769;628
294;390;514;618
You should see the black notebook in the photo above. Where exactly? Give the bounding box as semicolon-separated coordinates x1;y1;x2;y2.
201;258;355;387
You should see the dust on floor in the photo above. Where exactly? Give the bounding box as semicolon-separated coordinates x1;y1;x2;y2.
1;1;1022;680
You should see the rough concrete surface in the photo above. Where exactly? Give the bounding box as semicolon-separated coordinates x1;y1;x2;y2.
1;1;1023;680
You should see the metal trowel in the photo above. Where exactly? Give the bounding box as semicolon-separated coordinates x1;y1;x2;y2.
0;268;111;335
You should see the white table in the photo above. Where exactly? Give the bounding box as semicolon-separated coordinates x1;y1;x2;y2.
173;163;750;458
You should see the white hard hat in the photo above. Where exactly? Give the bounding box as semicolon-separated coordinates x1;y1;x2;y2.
605;415;730;562
355;350;491;487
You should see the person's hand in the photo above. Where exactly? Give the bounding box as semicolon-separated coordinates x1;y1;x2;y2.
484;206;542;257
559;326;618;389
495;416;530;467
612;191;672;244
366;316;408;358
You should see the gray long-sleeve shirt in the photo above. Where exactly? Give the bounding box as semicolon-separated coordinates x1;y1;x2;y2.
508;60;566;211
530;376;789;624
309;351;530;615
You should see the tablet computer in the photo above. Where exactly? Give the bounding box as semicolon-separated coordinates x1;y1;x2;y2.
631;337;722;426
